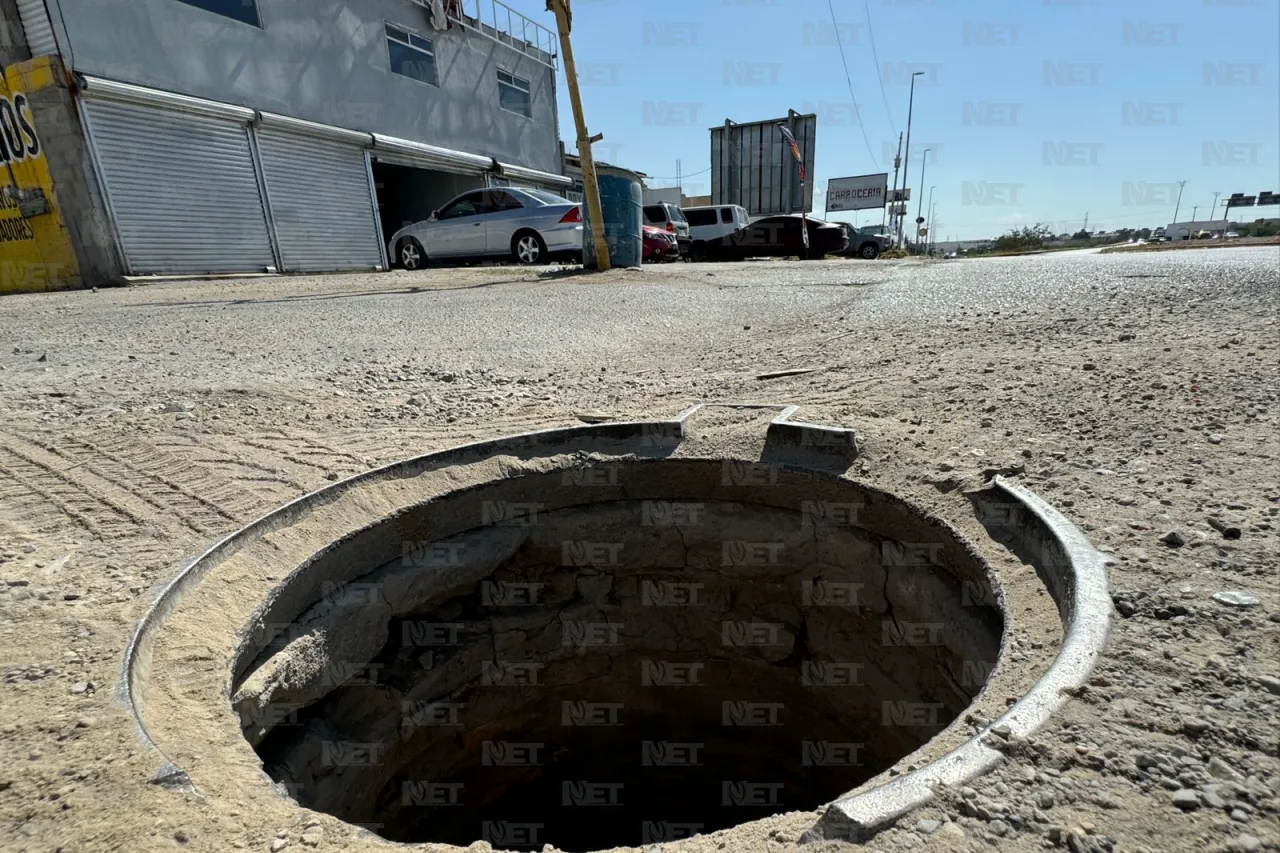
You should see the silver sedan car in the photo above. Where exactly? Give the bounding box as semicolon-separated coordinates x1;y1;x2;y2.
388;186;583;268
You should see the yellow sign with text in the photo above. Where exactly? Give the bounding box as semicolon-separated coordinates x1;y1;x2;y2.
0;56;79;294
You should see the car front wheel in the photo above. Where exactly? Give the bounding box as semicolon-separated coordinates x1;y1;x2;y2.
398;238;426;270
512;231;547;265
859;242;881;260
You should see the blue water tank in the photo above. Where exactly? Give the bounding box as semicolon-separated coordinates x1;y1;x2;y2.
581;170;642;269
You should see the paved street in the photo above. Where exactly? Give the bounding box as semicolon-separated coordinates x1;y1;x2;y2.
0;247;1277;853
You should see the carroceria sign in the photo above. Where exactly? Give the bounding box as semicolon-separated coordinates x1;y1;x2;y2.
826;173;889;212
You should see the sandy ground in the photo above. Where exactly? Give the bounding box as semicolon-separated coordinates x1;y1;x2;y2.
0;248;1277;853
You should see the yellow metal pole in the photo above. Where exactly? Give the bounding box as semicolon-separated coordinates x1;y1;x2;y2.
549;0;612;271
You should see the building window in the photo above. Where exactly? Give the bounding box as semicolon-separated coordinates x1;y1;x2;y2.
176;0;261;27
497;70;532;118
386;24;438;86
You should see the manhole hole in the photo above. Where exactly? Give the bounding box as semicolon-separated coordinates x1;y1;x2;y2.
122;404;1111;850
230;459;1002;851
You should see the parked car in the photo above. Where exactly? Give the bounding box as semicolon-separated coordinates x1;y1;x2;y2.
642;203;691;258
388;187;583;268
683;204;750;257
642;224;678;263
1225;231;1240;239
702;215;847;261
837;223;891;259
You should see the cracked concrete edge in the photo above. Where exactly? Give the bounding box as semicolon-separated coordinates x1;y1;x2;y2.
802;476;1113;844
677;400;859;462
117;405;860;788
116;416;685;787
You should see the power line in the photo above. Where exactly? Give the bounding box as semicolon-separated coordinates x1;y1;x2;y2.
863;0;896;134
645;166;711;181
828;0;879;166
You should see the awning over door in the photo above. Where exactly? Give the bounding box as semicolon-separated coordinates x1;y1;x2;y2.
79;96;276;276
371;134;496;175
255;113;384;272
494;162;573;188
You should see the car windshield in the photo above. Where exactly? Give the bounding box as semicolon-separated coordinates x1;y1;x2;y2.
521;189;571;205
669;207;687;223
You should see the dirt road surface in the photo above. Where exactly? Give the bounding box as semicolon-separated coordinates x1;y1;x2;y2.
0;248;1277;853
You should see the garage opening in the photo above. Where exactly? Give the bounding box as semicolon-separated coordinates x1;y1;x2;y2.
371;160;489;264
231;459;1003;852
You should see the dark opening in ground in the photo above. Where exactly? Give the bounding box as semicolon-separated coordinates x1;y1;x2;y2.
231;459;1003;852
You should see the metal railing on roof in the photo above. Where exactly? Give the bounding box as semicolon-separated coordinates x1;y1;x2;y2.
408;0;558;68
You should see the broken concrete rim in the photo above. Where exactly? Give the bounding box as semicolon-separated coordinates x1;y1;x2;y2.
118;405;1111;848
803;476;1113;843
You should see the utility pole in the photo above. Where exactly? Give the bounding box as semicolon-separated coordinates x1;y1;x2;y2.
1210;190;1220;221
887;131;902;236
1172;179;1187;225
929;200;937;254
1192;205;1199;221
899;71;924;248
1083;211;1089;233
550;0;611;271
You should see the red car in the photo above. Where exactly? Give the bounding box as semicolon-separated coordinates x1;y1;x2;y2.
642;224;679;262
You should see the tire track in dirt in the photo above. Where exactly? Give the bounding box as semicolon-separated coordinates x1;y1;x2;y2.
0;433;153;540
44;435;246;536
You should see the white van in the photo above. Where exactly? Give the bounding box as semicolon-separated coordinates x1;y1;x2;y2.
682;205;750;244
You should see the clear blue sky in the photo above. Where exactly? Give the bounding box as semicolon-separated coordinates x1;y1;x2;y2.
511;0;1278;240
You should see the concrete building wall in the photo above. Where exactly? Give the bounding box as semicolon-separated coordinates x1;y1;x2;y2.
24;59;126;284
1;0;32;67
46;0;561;173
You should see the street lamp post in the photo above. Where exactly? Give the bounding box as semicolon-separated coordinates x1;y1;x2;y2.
1172;180;1187;226
914;149;931;253
929;200;937;254
925;185;935;253
1210;191;1221;221
899;71;924;248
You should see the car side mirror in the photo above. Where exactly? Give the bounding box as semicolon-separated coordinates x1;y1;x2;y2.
429;210;439;220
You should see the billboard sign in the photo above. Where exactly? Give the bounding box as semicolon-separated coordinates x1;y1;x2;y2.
711;111;817;216
826;173;888;212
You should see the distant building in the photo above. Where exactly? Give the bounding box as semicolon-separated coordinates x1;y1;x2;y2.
3;0;570;288
561;152;647;203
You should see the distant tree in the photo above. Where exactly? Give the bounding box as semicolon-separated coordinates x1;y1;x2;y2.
992;223;1052;252
1138;228;1152;240
1071;229;1091;240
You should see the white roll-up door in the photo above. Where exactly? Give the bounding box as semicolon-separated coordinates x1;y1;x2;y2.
255;127;383;272
16;0;57;56
80;98;275;275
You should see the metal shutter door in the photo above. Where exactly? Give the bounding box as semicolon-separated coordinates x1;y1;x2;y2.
81;99;275;275
16;0;57;56
255;128;382;272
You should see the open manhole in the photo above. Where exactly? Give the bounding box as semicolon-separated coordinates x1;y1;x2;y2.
229;458;1003;852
